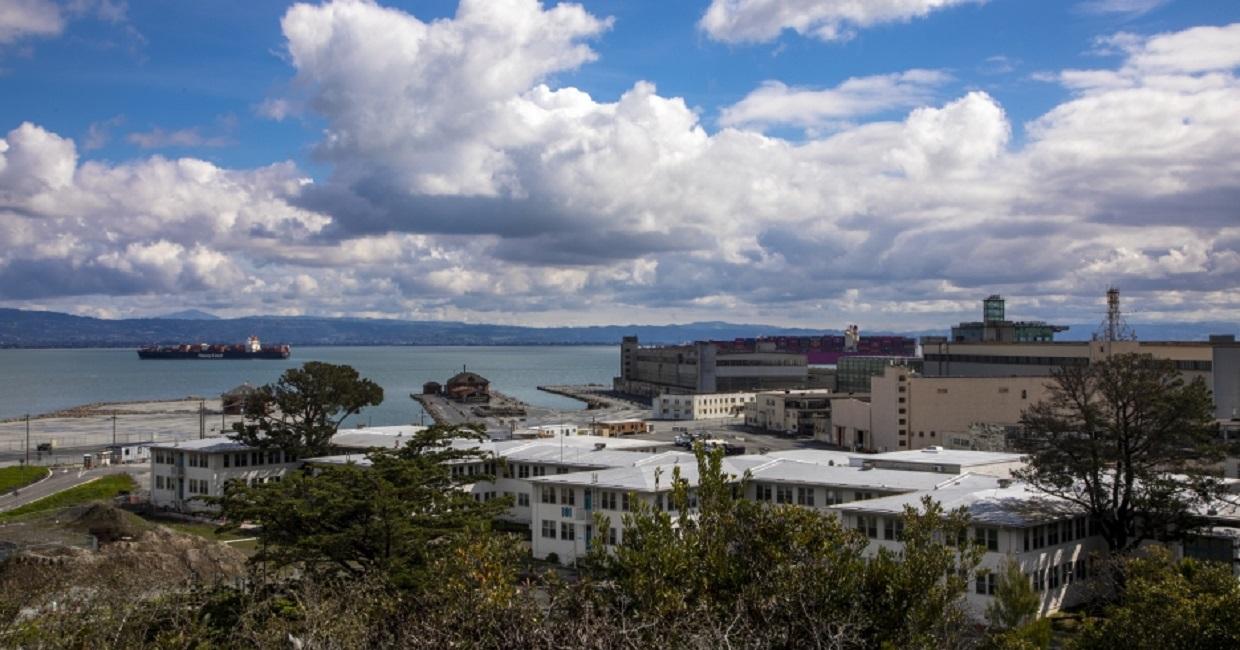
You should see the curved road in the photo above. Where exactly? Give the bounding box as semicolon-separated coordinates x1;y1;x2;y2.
0;465;147;512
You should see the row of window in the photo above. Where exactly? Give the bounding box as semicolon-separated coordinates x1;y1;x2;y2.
540;521;621;546
756;484;870;507
1024;517;1092;551
1030;559;1089;591
223;450;293;468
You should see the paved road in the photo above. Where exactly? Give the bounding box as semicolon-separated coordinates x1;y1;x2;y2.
0;465;147;512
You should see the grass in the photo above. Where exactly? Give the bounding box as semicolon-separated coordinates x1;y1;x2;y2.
0;474;138;521
135;514;260;557
0;466;50;493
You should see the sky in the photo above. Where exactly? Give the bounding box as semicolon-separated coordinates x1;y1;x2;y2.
0;0;1238;330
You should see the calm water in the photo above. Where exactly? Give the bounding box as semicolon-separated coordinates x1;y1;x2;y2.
0;346;618;425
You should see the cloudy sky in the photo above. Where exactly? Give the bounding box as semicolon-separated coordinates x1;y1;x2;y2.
1;0;1238;329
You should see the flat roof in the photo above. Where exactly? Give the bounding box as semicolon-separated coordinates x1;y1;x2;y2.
833;481;1082;527
854;448;1025;467
530;455;764;492
151;436;252;453
332;426;429;450
764;449;854;466
749;459;989;492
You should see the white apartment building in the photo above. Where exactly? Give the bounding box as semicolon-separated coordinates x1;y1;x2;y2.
652;392;755;420
529;454;770;562
835;483;1107;619
150;438;302;511
305;435;677;526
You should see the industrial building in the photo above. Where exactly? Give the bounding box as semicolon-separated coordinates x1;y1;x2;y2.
743;389;862;440
835;356;922;394
615;337;808;397
949;295;1069;343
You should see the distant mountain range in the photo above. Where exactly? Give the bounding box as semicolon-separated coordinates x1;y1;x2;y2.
0;308;1232;348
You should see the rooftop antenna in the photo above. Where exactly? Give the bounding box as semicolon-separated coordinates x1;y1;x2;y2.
1093;286;1135;347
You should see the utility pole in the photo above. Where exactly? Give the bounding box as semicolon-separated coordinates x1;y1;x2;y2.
199;400;205;439
24;414;30;465
112;411;117;446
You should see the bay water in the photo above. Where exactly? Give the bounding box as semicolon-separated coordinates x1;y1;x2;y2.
0;346;618;425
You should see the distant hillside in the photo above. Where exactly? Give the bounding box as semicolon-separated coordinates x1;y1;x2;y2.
0;308;828;348
158;309;220;320
0;308;1231;348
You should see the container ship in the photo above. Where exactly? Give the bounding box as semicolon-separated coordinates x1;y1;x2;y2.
137;336;291;360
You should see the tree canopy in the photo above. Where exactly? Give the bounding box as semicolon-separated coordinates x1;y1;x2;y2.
229;361;383;457
214;424;509;588
1015;352;1224;553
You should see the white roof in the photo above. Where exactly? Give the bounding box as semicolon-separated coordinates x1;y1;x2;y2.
531;455;761;492
853;448;1025;467
833;481;1081;527
765;449;854;466
151;436;253;453
331;426;429;450
749;459;993;492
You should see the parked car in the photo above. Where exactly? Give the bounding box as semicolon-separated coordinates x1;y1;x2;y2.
673;433;692;448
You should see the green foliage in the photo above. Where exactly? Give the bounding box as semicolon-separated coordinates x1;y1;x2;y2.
0;473;136;520
230;361;383;457
1017;353;1223;554
0;465;49;493
1071;547;1240;650
586;447;981;648
213;424;510;588
986;560;1051;649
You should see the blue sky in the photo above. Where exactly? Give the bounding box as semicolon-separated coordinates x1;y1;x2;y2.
1;0;1239;329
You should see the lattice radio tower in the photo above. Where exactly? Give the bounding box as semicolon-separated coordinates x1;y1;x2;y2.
1094;286;1135;343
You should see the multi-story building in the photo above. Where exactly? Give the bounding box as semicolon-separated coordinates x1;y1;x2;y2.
836;356;922;394
743;389;860;440
836;482;1106;619
922;337;1240;421
949;295;1069;343
830;366;1054;452
150;438;302;511
652;392;755;420
616;337;808;397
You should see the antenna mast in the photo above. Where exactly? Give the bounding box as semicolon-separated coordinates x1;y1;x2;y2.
1094;286;1135;346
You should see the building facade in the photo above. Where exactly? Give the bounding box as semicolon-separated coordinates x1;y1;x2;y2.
616;337;808;397
652;392;755;420
835;356;922;394
831;367;1054;452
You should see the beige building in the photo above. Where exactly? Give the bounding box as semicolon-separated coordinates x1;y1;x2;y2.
922;338;1240;421
831;366;1054;452
744;389;862;440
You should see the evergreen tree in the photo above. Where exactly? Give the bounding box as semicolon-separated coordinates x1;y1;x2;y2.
1016;353;1223;554
229;361;383;457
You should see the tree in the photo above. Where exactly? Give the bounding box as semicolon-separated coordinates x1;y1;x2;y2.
1016;352;1223;554
585;447;981;648
1071;547;1240;650
230;361;383;457
214;424;510;588
986;560;1051;650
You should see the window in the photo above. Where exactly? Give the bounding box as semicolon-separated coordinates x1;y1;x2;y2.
560;522;575;541
155;475;165;490
1048;522;1060;546
518;492;530;507
533;465;546;477
824;489;842;505
222;454;230;468
756;484;773;502
541;520;556;539
796;487;815;506
561;488;575;506
267;450;279;464
856;515;878;539
607;526;617;546
976;572;997;595
541;487;556;504
1075;517;1087;540
976;527;999;552
235;453;247;468
1075;559;1087;580
518;464;530;479
1063;561;1074;585
622;493;631;511
1048;564;1060;589
883;518;904;541
854;491;874;501
775;485;793;504
1033;568;1045;592
250;452;261;466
